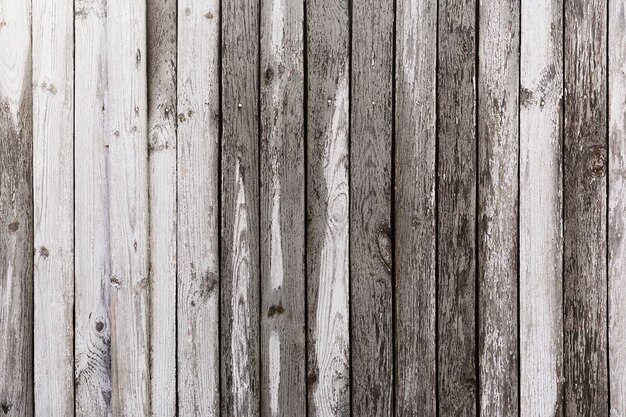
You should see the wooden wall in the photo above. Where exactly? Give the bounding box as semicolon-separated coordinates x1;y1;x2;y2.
0;0;624;415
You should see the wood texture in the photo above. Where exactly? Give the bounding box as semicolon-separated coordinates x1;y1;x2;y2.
519;0;564;414
394;0;437;414
32;0;74;414
306;0;351;413
221;0;261;412
259;0;306;414
477;0;519;415
437;0;478;414
0;1;33;415
350;0;393;413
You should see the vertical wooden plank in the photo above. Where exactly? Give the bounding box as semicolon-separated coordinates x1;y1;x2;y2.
477;0;519;415
32;0;74;413
394;0;437;414
437;0;477;414
0;1;33;415
74;0;112;414
259;0;306;414
148;0;176;415
107;0;150;414
563;0;608;414
609;0;626;414
221;0;261;412
519;0;563;414
306;0;350;413
177;0;221;413
350;0;393;413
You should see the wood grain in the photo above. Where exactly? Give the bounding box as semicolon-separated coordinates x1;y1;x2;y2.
437;0;477;414
176;0;221;414
32;0;74;413
563;0;608;414
350;0;393;413
477;0;519;414
519;0;563;414
259;0;306;414
0;1;33;415
221;0;261;412
394;0;437;414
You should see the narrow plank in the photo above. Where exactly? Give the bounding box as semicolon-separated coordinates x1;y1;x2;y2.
305;0;350;413
394;0;437;413
259;0;306;414
221;0;261;412
437;0;478;413
74;0;113;414
563;0;608;414
0;1;33;415
107;0;150;413
350;0;393;413
609;0;626;414
147;0;177;414
177;0;221;413
477;0;519;414
32;0;74;413
519;0;564;414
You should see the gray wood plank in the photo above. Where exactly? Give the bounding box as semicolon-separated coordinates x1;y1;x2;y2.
177;0;221;414
0;1;33;415
519;0;564;414
437;0;478;414
394;0;437;414
609;0;626;415
221;0;261;412
305;0;351;414
477;0;519;414
350;0;393;413
32;0;74;413
147;0;177;415
259;0;306;414
563;0;609;414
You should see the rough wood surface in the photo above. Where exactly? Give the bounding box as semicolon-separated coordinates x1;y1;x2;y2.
350;0;393;413
306;0;351;414
259;0;306;414
609;0;626;415
477;0;519;415
32;0;74;414
519;0;564;415
221;0;261;412
0;1;33;415
394;0;437;414
563;0;608;414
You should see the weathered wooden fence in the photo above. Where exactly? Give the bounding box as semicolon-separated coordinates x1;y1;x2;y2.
0;0;624;415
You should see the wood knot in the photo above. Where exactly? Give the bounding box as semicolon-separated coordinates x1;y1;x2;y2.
95;321;105;332
7;221;19;233
264;67;274;84
377;225;392;272
40;246;49;258
267;303;285;317
588;146;606;177
1;402;11;414
204;11;214;19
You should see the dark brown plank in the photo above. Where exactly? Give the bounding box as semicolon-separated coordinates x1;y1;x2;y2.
221;0;261;412
437;0;478;414
350;0;393;413
563;0;608;414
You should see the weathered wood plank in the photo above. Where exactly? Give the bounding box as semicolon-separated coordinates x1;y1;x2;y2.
74;0;113;414
350;0;393;413
306;0;351;414
519;0;563;414
437;0;477;414
221;0;261;412
107;0;150;413
609;0;626;415
0;1;33;415
148;0;176;415
32;0;74;413
394;0;437;414
177;0;221;414
477;0;519;414
563;0;608;414
259;0;306;414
